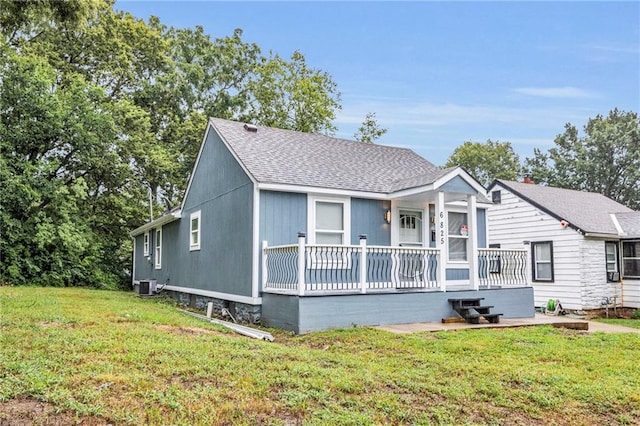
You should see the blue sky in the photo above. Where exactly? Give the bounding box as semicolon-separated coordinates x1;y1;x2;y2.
115;1;639;166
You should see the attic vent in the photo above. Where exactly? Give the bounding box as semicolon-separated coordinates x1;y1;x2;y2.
244;123;258;133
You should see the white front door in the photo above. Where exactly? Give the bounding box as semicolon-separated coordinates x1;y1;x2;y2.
399;210;423;247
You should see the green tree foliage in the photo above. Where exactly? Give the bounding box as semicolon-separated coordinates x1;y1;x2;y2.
525;109;640;210
353;112;387;144
246;51;341;134
0;0;343;288
444;140;520;187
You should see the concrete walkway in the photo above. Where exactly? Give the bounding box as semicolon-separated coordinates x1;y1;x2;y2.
376;314;640;334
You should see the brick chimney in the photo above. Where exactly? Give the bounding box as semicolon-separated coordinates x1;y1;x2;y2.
523;174;534;184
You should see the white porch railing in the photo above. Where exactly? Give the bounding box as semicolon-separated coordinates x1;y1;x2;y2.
262;235;528;295
477;248;528;288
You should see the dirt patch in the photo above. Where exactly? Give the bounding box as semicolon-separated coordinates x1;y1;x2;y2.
0;398;110;426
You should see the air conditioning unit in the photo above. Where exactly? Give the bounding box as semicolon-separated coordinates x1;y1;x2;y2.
607;272;620;282
138;280;157;295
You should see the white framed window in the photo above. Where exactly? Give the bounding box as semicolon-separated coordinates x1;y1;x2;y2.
143;231;150;256
190;211;201;251
605;241;619;281
448;211;468;262
308;197;350;245
307;196;351;269
622;241;640;278
154;228;162;269
531;241;553;282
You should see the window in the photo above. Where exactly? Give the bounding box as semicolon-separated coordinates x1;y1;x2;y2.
448;211;468;261
154;228;162;269
312;200;347;244
491;190;501;204
190;211;201;251
531;241;553;282
143;231;150;256
622;241;640;278
605;241;619;281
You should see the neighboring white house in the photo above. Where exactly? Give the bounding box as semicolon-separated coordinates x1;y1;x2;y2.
487;179;640;312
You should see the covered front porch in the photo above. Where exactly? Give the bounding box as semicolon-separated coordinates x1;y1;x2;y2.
262;235;529;295
260;237;534;333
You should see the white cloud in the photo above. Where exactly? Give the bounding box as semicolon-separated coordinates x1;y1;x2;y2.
513;86;597;99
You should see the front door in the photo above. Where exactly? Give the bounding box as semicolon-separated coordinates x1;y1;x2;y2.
399;210;423;247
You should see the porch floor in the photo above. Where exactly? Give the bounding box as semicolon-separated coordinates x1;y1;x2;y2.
376;313;640;334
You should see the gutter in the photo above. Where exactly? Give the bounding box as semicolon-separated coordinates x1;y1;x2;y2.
130;209;182;237
179;309;275;341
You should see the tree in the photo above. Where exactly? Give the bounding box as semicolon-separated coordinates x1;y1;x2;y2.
0;0;345;288
444;140;520;187
524;109;640;210
245;51;341;134
353;112;387;143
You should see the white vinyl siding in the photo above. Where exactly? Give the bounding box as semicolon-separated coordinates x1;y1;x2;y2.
487;186;631;310
154;228;162;269
190;211;201;251
487;187;585;309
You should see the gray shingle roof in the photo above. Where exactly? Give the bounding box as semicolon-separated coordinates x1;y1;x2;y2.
493;180;634;236
615;212;640;238
210;118;446;194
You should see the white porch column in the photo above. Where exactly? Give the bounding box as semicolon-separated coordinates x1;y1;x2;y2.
297;233;306;296
435;191;447;291
359;235;368;294
468;194;479;290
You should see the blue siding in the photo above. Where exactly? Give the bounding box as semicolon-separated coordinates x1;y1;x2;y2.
350;198;391;245
136;127;255;298
446;268;470;280
259;190;307;247
477;208;487;248
440;175;477;194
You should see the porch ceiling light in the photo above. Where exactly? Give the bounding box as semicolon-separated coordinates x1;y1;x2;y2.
384;209;391;224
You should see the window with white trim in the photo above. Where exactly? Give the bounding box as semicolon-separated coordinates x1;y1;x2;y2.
190;211;201;251
154;228;162;269
311;199;348;244
605;241;619;281
531;241;553;282
448;211;468;261
622;241;640;278
143;231;150;256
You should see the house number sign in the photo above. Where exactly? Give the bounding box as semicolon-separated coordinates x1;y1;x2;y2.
439;211;445;245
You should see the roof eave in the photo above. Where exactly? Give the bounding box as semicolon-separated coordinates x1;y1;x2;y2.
130;209;182;237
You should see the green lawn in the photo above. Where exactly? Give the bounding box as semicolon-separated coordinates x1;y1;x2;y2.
1;287;639;425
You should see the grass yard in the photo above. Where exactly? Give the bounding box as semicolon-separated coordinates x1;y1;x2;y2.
594;318;640;329
1;288;639;425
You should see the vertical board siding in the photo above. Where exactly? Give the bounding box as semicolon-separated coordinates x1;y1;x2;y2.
156;128;254;297
259;190;307;247
134;233;154;281
259;190;307;291
446;268;470;280
350;198;391;245
487;185;588;310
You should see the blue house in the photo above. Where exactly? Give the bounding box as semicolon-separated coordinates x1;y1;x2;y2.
131;118;534;333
